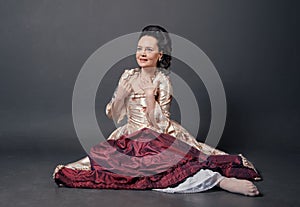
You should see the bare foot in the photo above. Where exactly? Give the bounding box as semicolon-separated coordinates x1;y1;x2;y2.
218;177;260;196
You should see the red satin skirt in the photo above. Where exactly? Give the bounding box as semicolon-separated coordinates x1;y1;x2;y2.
54;128;261;189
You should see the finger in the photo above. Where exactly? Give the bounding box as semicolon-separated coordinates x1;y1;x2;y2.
120;78;130;86
126;85;132;92
119;78;125;86
124;81;130;87
124;83;131;91
127;83;133;92
123;81;129;88
156;81;160;88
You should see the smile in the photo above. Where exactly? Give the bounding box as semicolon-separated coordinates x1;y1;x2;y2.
139;58;148;62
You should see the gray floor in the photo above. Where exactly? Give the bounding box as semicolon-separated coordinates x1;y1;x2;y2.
0;147;298;207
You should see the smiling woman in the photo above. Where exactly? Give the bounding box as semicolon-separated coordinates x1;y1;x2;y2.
53;25;261;196
136;35;163;69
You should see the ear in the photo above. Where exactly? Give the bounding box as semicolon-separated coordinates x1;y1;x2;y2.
159;52;163;60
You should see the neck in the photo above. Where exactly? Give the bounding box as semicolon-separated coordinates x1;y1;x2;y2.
140;67;157;78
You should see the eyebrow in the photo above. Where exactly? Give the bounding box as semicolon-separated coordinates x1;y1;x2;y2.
137;46;154;49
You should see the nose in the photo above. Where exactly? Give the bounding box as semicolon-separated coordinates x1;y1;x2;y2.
141;49;146;56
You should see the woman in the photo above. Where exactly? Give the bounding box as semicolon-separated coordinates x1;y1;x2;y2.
53;25;261;196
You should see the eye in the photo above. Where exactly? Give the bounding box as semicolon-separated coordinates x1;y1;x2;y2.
146;47;153;52
136;47;142;51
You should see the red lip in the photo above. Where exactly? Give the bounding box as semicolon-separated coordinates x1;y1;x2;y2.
139;58;148;62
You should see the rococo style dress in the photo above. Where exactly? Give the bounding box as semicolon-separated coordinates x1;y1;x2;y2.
53;68;261;193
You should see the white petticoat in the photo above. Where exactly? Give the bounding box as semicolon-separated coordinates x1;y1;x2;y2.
152;169;224;194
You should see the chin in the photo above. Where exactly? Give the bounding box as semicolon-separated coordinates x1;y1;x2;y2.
138;64;148;68
138;63;155;68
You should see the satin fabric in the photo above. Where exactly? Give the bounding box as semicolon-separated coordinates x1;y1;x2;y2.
53;68;261;189
54;128;260;189
106;68;226;156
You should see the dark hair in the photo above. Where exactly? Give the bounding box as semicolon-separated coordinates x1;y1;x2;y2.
138;25;172;71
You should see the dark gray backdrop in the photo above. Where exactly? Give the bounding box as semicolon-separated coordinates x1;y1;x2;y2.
0;0;298;156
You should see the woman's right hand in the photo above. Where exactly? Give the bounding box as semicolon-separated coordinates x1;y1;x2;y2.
115;78;132;101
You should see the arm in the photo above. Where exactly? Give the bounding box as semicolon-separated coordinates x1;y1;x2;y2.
140;74;173;132
106;70;132;124
145;91;160;129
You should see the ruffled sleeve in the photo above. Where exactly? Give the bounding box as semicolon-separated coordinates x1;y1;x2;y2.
105;69;132;124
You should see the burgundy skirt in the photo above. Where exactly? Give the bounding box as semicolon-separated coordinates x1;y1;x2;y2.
54;128;261;189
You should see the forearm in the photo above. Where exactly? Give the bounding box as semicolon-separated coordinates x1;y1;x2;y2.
145;94;159;128
110;97;126;122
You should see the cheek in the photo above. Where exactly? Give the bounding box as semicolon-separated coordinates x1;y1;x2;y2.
149;53;159;60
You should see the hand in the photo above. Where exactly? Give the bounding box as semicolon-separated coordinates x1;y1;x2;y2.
115;78;132;100
139;76;159;96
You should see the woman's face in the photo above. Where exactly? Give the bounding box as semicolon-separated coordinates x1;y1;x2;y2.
136;35;162;69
